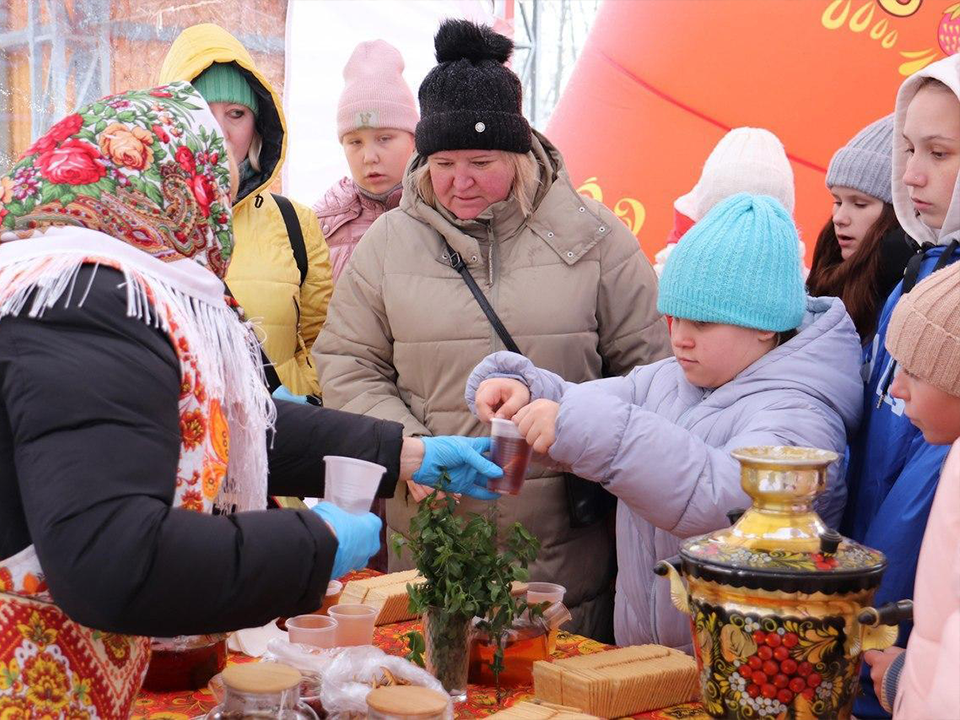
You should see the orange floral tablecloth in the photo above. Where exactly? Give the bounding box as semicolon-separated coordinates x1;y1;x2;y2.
131;569;708;719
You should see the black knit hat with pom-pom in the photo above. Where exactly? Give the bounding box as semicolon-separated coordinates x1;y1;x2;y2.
415;19;532;156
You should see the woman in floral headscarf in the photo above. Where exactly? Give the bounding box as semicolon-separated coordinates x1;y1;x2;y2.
0;83;498;718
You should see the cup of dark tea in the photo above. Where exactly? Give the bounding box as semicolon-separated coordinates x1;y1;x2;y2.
488;419;533;495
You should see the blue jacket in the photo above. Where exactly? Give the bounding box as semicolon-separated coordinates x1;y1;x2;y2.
842;245;960;717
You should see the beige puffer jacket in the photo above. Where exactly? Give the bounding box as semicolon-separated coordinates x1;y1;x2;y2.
313;131;671;640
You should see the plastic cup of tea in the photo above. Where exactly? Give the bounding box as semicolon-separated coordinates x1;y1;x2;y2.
328;604;378;647
315;579;343;616
488;419;533;495
526;582;566;606
323;456;386;514
286;614;338;649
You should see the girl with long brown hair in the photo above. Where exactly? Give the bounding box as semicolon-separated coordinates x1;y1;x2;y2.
807;115;915;344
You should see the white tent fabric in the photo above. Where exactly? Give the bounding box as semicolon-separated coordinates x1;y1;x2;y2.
283;0;499;206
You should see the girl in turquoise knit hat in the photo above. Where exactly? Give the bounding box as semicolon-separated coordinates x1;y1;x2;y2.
465;193;864;656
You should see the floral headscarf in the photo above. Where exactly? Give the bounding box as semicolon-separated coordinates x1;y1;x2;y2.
0;81;235;278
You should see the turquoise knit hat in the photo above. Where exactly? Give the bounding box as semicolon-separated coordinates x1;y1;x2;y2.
192;63;259;117
657;193;806;331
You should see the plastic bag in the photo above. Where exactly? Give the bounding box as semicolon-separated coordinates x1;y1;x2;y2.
319;645;453;719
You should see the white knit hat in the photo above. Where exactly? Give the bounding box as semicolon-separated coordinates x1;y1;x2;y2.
675;127;796;221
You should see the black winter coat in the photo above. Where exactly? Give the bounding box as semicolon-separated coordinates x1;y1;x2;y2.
0;266;402;637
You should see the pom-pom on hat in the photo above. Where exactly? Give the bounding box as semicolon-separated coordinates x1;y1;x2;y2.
658;193;806;332
415;19;532;157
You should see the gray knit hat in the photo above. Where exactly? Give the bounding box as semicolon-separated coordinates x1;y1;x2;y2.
825;114;894;203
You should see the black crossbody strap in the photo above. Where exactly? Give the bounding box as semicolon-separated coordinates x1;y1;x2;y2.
442;239;521;355
272;193;308;287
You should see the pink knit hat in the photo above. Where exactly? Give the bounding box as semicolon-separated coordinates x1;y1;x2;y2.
336;40;419;140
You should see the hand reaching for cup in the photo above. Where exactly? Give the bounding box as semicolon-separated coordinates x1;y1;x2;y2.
411;436;502;500
514;399;560;455
475;378;531;422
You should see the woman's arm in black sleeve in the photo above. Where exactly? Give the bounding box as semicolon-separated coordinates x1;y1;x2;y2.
1;266;336;636
266;401;403;499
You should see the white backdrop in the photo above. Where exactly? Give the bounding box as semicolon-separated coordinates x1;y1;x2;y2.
283;0;500;206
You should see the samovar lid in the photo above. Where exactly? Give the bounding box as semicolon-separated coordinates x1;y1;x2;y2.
679;446;886;594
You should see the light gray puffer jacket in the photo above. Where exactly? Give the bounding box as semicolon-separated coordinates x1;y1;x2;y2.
466;296;862;649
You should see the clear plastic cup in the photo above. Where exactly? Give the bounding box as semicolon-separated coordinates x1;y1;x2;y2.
323;456;386;514
328;604;378;647
315;580;343;616
285;614;338;649
526;582;566;606
488;419;533;495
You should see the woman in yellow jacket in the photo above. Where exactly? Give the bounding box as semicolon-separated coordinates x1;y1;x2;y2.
159;24;332;398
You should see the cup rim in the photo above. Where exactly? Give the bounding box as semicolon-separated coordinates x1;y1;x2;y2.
526;581;566;594
491;418;524;439
326;579;343;595
322;455;388;475
286;614;338;630
328;603;378;618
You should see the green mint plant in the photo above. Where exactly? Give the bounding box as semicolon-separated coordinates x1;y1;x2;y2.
391;475;540;700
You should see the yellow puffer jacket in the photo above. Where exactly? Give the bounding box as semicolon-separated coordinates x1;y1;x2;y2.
158;24;331;395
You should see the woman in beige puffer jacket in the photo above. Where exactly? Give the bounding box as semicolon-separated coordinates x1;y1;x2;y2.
313;20;670;641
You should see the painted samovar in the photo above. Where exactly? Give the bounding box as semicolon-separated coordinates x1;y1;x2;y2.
655;446;911;719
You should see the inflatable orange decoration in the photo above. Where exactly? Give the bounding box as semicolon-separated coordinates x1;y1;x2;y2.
547;0;957;263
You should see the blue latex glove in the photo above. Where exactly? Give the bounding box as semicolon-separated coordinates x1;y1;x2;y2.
311;501;382;579
413;436;502;500
272;385;309;404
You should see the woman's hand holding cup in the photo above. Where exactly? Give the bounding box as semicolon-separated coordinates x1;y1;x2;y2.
475;378;531;422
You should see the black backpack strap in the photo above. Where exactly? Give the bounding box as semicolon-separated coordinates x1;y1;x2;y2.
272;193;307;287
442;239;521;354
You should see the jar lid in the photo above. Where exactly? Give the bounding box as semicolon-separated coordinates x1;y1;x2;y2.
221;662;301;694
366;685;449;716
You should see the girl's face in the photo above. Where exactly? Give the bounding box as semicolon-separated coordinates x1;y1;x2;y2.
208;102;256;162
342;128;415;195
890;368;960;445
902;85;960;231
831;187;884;260
428;150;515;219
670;318;778;389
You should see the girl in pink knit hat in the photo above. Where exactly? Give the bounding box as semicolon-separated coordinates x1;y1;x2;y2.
313;40;419;283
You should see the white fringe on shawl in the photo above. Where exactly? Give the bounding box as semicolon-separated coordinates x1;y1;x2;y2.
0;227;274;513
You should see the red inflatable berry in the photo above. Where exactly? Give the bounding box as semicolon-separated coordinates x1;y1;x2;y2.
789;677;807;693
758;646;774;661
774;673;789;689
747;683;761;698
739;668;752;683
748;655;763;670
763;660;779;677
762;683;778;699
802;688;816;702
783;632;799;648
778;688;795;704
752;671;768;686
797;661;813;677
765;632;782;648
753;630;766;644
773;645;789;661
807;672;822;688
780;658;798;675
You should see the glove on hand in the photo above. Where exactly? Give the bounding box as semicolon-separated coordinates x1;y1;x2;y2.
413;436;502;501
311;501;382;579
